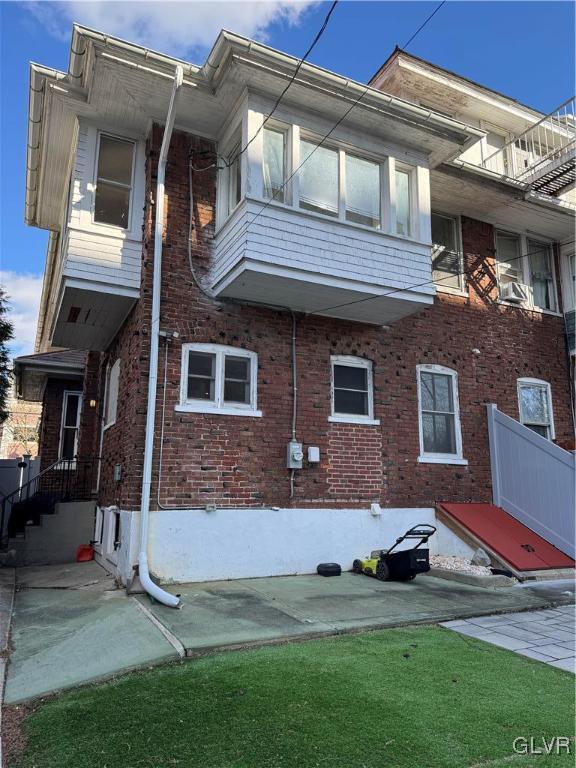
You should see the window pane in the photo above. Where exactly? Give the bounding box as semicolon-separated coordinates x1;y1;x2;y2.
526;424;548;438
422;413;456;454
431;215;462;290
345;155;380;227
334;365;367;391
64;395;80;427
496;233;522;284
519;385;549;424
299;141;338;217
187;352;215;401
97;136;133;185
334;389;368;416
528;240;554;310
263;128;285;203
396;170;411;236
420;372;454;413
61;429;76;459
189;352;215;377
227;141;242;215
94;182;131;227
224;356;250;404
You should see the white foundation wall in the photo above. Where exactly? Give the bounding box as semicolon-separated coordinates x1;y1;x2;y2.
97;505;475;585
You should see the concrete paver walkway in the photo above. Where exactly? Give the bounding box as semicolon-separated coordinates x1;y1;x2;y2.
4;563;574;704
441;605;575;673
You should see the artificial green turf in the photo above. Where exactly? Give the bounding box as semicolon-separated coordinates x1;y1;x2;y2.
14;626;575;768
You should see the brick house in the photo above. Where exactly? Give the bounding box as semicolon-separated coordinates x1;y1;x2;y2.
13;27;575;592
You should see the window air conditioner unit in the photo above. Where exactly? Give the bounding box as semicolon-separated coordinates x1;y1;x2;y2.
500;282;530;303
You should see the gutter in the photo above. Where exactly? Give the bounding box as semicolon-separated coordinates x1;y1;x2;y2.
138;64;184;609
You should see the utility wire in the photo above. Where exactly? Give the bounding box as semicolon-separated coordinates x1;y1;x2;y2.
193;1;339;173
308;240;574;317
402;1;447;50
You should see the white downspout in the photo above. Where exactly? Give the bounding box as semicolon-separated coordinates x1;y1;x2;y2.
138;65;184;608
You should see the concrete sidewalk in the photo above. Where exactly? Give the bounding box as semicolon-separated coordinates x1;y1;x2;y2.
4;562;572;704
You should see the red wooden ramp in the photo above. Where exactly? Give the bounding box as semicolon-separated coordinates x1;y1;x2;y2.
438;503;575;571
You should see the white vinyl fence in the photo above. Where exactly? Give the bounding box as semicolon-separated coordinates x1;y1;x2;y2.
487;404;575;559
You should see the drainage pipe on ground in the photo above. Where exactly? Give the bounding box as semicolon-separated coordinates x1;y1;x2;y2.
138;65;184;608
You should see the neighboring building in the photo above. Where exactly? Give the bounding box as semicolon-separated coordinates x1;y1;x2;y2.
0;383;42;459
13;26;575;584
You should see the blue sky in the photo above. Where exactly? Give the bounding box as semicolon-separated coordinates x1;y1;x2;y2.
1;0;574;357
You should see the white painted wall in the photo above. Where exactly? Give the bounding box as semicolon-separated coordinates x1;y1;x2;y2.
97;505;473;585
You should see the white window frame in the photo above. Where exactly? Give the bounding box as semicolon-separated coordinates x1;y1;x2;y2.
329;355;379;425
176;343;262;417
494;230;559;314
92;131;136;231
103;359;121;430
416;364;467;465
262;123;289;204
58;390;83;466
394;162;416;239
431;212;466;295
517;378;555;440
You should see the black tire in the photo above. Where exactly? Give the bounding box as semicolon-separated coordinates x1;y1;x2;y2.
352;559;363;574
376;561;389;581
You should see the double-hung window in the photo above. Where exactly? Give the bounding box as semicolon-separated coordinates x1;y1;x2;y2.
59;391;82;462
345;154;380;227
495;231;557;311
178;344;261;416
431;213;464;292
527;239;556;311
329;356;378;424
417;365;466;464
94;134;135;228
517;379;555;439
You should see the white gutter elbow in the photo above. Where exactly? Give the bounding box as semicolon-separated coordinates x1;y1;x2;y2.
138;64;184;608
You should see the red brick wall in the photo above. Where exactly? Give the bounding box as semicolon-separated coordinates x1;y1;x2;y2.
94;126;573;511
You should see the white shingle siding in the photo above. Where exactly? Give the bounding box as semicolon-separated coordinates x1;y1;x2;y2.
212;199;435;296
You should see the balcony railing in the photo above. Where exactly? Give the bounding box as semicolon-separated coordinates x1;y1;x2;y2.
481;97;575;195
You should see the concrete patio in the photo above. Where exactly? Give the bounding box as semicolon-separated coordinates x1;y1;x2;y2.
3;562;574;704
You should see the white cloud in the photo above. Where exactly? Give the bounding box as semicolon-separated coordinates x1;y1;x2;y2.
0;272;43;360
25;0;317;59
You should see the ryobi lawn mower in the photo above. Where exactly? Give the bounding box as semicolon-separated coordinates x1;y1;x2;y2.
352;524;436;581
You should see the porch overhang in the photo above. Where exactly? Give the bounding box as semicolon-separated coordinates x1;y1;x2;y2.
14;350;86;402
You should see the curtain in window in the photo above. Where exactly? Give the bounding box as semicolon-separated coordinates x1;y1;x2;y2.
263;129;285;202
299;141;338;217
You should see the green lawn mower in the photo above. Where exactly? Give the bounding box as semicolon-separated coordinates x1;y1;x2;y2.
352;524;436;581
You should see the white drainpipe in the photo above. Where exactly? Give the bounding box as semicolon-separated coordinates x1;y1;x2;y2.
138;65;184;608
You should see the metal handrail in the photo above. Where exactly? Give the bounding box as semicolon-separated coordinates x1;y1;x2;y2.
0;455;100;545
481;96;575;181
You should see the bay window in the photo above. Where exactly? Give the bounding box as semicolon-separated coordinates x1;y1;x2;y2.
431;213;464;292
178;344;261;416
